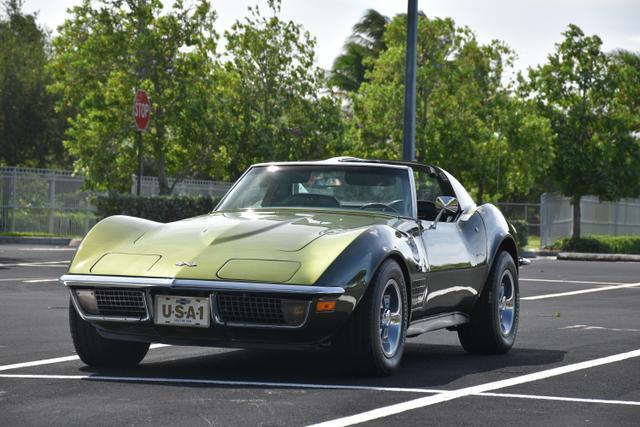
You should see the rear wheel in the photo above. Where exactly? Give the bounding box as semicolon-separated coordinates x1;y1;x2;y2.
333;259;408;376
457;251;519;354
69;299;150;367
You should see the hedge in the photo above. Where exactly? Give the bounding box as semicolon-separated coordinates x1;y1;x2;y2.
510;220;529;248
551;235;640;254
95;194;221;223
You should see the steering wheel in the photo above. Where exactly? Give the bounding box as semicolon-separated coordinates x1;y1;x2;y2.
359;203;399;214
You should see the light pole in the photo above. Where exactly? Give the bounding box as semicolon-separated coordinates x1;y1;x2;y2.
402;0;418;161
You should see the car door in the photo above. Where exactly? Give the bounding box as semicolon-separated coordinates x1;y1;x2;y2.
413;169;487;315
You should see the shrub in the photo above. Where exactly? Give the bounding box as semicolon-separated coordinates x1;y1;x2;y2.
551;235;640;254
95;194;221;223
510;220;529;248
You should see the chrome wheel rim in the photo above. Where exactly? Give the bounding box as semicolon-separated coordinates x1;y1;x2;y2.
379;278;403;358
498;270;516;335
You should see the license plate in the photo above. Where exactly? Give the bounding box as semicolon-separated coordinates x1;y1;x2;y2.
154;295;210;328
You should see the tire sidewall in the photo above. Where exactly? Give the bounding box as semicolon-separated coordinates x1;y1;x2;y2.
490;253;520;349
368;260;408;373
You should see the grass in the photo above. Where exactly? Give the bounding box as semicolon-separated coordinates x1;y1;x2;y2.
525;235;541;250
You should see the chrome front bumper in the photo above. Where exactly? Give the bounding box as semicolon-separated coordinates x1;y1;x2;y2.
61;274;345;327
60;274;345;295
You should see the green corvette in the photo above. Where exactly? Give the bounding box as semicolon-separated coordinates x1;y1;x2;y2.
62;158;522;375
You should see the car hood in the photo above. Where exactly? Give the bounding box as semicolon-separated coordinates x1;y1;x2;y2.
68;210;397;285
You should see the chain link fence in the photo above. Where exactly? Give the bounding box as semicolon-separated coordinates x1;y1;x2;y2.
6;167;638;245
131;175;232;197
496;202;541;238
0;167;233;237
0;167;96;236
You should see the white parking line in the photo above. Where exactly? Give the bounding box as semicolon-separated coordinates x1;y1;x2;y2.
520;278;635;286
307;348;640;427
560;325;640;333
2;248;76;251
0;374;638;408
0;373;444;394
22;279;58;283
522;282;640;301
477;392;640;406
0;344;170;372
0;356;80;372
0;261;69;268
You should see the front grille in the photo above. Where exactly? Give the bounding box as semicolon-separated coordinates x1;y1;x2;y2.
94;289;147;318
215;293;310;327
216;293;290;326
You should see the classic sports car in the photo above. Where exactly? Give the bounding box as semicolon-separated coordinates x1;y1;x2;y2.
62;158;523;375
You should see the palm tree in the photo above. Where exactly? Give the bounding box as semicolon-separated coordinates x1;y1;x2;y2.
329;9;390;92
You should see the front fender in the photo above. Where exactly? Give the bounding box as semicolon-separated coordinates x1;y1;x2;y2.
69;215;162;273
314;225;423;321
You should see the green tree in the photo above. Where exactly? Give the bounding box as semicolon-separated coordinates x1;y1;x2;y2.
524;25;640;238
0;0;65;167
329;9;390;92
222;0;346;177
349;15;554;203
49;0;227;193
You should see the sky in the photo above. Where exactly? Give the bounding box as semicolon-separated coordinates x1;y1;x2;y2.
21;0;640;72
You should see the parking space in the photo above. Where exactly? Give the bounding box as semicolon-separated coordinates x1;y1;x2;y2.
0;245;638;426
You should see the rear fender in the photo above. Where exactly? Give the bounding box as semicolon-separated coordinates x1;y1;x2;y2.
477;204;519;272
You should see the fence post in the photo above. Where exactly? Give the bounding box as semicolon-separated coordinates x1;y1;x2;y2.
10;167;17;233
84;195;91;236
49;173;56;234
540;194;546;248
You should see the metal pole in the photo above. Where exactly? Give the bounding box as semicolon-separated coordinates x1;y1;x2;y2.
136;131;143;196
402;0;418;161
49;174;56;234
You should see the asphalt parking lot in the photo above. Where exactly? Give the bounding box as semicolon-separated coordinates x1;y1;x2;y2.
0;244;638;426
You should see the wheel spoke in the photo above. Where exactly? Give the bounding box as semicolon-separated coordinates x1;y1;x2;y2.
379;279;403;358
498;270;516;335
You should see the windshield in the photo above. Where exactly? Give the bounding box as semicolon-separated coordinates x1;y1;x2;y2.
217;165;413;217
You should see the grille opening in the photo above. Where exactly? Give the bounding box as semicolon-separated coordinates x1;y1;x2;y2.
93;289;147;318
215;293;308;326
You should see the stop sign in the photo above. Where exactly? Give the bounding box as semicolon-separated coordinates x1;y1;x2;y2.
133;90;151;131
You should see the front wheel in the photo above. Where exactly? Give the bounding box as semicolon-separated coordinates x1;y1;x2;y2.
457;251;519;354
333;259;408;376
69;299;150;367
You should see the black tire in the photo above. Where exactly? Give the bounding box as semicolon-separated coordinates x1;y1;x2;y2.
457;251;519;354
333;259;408;376
69;299;150;367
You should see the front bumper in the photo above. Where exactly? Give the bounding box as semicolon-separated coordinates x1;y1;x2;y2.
61;274;352;348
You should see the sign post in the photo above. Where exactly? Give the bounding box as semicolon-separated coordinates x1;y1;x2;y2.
133;89;151;196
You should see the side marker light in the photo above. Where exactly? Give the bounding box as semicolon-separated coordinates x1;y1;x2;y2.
316;300;337;312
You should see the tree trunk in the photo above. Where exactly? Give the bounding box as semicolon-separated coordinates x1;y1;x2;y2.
571;195;581;239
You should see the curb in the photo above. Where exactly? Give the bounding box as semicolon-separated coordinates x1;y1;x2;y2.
557;252;640;262
520;250;560;258
0;236;72;246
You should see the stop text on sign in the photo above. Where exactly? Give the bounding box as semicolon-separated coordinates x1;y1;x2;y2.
133;89;151;131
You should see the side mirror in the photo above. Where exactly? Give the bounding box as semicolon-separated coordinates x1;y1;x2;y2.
435;196;459;214
430;196;459;229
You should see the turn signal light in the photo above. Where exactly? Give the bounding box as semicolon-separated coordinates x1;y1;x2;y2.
316;300;336;312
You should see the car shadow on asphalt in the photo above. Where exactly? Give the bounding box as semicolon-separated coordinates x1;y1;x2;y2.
79;343;566;389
